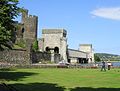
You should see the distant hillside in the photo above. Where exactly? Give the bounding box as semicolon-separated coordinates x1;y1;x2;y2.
95;53;120;61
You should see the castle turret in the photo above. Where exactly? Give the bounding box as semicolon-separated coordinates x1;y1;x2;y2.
23;15;38;40
20;9;38;45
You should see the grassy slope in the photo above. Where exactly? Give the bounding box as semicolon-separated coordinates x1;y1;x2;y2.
1;68;120;91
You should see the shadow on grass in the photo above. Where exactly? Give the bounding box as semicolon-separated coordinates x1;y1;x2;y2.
7;84;120;91
0;70;37;81
70;87;120;91
0;68;16;71
9;83;65;91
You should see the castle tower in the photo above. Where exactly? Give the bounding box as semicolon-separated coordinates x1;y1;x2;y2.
39;29;68;62
21;9;38;43
21;9;28;23
79;44;94;63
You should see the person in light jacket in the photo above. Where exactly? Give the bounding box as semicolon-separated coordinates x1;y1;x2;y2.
107;61;112;70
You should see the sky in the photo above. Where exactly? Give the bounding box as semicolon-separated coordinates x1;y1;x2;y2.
18;0;120;55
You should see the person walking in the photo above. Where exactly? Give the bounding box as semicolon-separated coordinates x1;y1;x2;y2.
101;61;106;71
107;61;112;70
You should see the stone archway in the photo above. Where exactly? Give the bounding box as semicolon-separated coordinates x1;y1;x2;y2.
22;28;25;33
54;47;59;53
45;47;50;53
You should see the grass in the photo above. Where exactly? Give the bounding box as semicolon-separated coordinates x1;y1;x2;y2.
0;68;120;91
13;44;24;49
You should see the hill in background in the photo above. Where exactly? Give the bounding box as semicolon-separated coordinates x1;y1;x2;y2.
95;53;120;61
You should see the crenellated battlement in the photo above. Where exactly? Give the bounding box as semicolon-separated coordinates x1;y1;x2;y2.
42;29;67;34
20;9;38;40
28;15;38;18
15;9;38;48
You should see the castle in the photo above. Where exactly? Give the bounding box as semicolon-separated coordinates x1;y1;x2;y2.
0;9;94;64
15;9;38;47
39;29;94;63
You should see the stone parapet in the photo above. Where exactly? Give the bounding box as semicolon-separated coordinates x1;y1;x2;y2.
42;29;67;35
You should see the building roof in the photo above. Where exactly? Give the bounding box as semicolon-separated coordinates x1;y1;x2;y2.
68;49;88;58
79;44;92;46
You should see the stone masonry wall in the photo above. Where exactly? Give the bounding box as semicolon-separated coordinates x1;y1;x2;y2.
0;49;31;65
54;54;60;63
0;50;60;65
32;51;51;63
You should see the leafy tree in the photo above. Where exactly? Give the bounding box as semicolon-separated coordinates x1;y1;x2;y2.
32;39;38;52
0;0;20;50
94;54;101;62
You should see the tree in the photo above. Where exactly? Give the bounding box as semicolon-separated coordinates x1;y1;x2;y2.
94;54;101;62
0;0;20;50
32;39;38;52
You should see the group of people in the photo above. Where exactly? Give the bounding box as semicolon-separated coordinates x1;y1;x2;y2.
101;61;112;71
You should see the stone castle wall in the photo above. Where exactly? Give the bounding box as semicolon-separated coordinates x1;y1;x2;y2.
0;49;53;65
32;51;51;63
54;54;60;63
32;52;60;63
0;49;31;65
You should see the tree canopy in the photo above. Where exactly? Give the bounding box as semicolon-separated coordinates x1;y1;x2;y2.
32;39;38;52
94;54;101;62
0;0;20;50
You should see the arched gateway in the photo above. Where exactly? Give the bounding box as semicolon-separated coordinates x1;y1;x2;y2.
38;29;68;63
38;29;94;63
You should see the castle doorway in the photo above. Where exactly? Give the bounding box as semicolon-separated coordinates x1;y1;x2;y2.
54;47;59;53
22;28;25;33
45;47;50;53
68;59;71;63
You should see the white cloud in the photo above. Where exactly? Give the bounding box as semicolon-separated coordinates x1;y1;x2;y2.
91;7;120;20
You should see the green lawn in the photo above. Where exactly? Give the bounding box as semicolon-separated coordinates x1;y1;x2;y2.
0;68;120;91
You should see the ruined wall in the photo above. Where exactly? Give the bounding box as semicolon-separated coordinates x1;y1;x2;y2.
0;49;56;65
15;9;38;48
0;46;50;64
22;9;38;40
32;52;60;63
32;52;51;63
0;49;32;65
16;23;24;38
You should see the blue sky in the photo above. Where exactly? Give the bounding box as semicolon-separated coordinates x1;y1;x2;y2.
18;0;120;54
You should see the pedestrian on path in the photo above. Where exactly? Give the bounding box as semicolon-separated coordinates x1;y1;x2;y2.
107;61;112;70
101;61;106;71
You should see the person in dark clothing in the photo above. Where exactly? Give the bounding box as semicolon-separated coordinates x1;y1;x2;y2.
101;61;106;71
